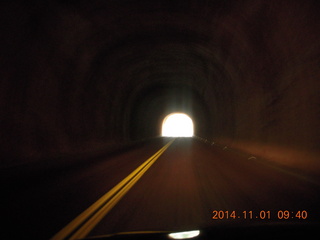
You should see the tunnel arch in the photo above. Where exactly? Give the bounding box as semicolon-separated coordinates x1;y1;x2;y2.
0;0;318;175
82;23;236;143
126;83;213;140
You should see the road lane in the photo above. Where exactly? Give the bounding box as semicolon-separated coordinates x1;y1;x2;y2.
51;139;174;240
3;138;172;240
3;137;320;239
88;138;320;237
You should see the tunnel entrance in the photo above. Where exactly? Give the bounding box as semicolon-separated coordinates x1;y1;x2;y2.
161;113;194;137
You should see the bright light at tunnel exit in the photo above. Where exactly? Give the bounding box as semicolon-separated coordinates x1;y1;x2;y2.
161;113;194;137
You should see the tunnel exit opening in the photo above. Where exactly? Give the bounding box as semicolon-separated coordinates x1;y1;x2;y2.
161;113;194;137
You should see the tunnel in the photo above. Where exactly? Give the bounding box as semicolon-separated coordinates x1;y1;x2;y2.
1;0;319;175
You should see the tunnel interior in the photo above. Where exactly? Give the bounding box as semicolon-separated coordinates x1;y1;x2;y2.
1;0;319;174
128;84;211;140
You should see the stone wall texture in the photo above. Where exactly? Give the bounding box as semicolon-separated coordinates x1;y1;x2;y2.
1;0;319;173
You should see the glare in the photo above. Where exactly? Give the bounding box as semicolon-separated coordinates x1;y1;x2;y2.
161;113;194;137
168;230;200;239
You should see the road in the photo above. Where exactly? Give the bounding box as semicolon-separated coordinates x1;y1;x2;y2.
3;137;320;239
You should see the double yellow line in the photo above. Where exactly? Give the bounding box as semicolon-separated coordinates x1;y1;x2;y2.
51;139;175;240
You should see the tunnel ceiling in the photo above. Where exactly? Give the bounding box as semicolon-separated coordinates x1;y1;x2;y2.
1;0;320;169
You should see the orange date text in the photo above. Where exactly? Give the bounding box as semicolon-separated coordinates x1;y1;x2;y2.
212;210;308;220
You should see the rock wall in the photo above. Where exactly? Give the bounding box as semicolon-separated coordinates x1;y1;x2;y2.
1;0;319;172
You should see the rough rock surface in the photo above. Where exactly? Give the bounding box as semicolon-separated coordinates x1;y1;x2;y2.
1;0;319;173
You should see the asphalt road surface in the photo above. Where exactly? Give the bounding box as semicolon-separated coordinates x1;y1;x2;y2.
3;137;320;239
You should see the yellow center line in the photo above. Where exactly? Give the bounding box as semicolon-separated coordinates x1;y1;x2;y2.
51;138;175;240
